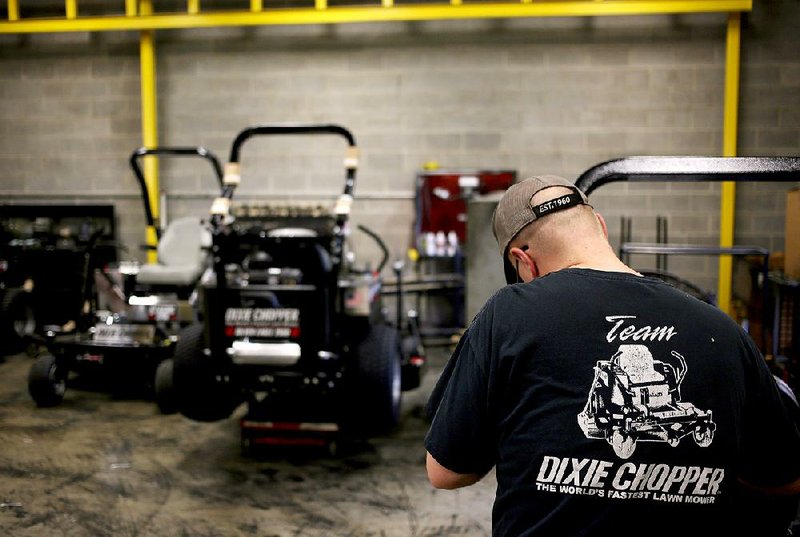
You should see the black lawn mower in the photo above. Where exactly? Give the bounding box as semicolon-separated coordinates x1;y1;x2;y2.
27;147;223;410
169;123;426;453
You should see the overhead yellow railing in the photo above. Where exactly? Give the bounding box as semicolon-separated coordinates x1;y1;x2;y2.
1;0;752;33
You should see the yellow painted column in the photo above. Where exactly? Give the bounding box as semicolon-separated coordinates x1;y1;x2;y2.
140;0;160;262
717;12;741;316
65;0;78;19
8;0;19;21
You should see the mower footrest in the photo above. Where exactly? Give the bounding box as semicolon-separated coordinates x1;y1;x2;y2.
229;341;301;366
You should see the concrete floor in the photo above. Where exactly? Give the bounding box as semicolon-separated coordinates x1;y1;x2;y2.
0;349;495;537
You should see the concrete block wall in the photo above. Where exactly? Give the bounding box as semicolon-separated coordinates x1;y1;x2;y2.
0;2;798;309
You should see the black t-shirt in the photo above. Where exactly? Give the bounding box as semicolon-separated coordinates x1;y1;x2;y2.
425;268;800;537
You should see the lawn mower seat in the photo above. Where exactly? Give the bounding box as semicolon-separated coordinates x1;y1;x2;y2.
136;216;211;287
614;345;666;385
613;345;674;409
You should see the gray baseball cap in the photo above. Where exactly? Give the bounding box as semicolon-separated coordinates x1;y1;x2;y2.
492;175;589;284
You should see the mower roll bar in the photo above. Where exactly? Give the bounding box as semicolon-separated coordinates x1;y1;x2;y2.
227;123;358;199
130;146;225;240
228;123;357;162
575;156;800;196
222;123;360;265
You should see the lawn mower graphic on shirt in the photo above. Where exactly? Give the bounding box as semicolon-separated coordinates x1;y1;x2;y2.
578;344;716;459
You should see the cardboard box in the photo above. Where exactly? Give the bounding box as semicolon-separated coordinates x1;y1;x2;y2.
786;187;800;280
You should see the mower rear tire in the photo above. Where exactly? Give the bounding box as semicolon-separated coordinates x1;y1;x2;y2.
28;353;66;407
348;323;402;437
172;323;239;422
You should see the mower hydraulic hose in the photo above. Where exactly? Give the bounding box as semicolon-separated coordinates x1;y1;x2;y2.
357;224;390;274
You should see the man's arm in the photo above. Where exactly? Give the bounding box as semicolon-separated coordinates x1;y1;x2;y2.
738;476;800;496
426;451;484;490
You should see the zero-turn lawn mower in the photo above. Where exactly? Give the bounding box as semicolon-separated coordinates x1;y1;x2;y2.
169;123;426;453
578;344;715;459
0;205;117;358
27;147;223;411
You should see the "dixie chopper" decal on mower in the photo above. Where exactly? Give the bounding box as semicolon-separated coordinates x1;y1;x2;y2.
223;307;300;338
578;344;715;459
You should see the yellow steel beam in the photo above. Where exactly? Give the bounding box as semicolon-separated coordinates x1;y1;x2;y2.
66;0;78;19
717;12;741;317
125;0;138;16
188;0;200;15
251;0;263;12
139;0;160;262
0;1;752;34
8;0;19;21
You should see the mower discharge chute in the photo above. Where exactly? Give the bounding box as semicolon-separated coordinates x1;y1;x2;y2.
170;123;426;451
578;344;715;459
27;147;223;411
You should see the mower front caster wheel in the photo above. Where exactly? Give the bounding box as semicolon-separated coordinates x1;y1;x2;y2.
154;358;178;415
28;354;66;407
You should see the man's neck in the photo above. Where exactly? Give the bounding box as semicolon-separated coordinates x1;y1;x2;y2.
541;252;641;277
565;260;642;276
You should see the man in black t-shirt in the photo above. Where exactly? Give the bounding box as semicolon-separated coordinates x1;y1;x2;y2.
424;175;800;536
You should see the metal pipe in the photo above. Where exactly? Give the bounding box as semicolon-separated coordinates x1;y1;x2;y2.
8;0;19;21
139;0;159;263
66;0;78;19
717;12;741;316
125;0;137;16
575;156;800;196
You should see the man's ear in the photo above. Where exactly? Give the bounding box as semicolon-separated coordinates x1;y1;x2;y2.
596;212;609;239
509;246;537;282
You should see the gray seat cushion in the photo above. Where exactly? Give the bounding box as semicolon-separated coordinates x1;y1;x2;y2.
136;216;210;287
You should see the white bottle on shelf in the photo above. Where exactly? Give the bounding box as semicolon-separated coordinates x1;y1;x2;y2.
435;231;446;256
424;232;437;257
446;230;459;257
